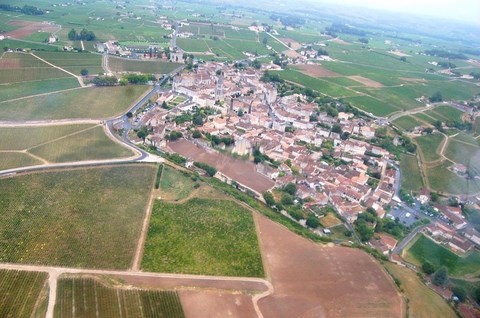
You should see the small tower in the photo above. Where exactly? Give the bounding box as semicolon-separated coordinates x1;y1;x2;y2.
215;70;224;101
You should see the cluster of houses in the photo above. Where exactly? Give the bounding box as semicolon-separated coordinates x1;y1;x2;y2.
130;62;403;224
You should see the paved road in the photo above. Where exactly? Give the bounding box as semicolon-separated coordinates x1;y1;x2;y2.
393;224;427;254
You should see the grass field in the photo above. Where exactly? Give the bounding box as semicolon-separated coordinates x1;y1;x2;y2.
319;213;342;228
405;234;480;276
0;78;80;102
142;198;264;277
0;85;149;120
159;165;198;201
415;133;445;162
400;153;424;192
343;95;399;116
433;105;465;122
427;162;480;194
35;51;104;75
108;56;182;74
0;165;155;269
270;69;357;98
0;124;133;166
54;277;184;318
0;152;43;171
0;269;48;318
444;139;480;172
384;263;456;318
392;115;425;130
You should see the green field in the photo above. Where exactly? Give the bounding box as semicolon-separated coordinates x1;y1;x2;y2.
270;69;357;98
177;38;211;52
415;133;445;162
159;165;198;201
343;95;399;116
0;85;149;120
28;126;133;162
432;105;465;122
413;113;437;125
0;78;80;102
384;263;457;318
35;51;104;75
392;115;424;130
400;153;424;192
0;152;43;171
427;162;480;194
0;124;133;166
54;277;184;318
0;165;155;269
108;56;182;74
405;234;480;276
0;269;48;318
444;139;480;172
142;198;264;277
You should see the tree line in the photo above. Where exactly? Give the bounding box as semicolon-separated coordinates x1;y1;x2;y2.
68;28;96;41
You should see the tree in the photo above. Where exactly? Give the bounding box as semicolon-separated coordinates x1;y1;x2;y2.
136;126;148;143
400;56;407;62
424;127;433;134
126;111;133;118
284;183;297;196
192;130;202;138
452;286;467;302
306;215;320;228
237;108;244;117
161;101;168;109
281;193;294;206
429;91;443;103
262;37;268;46
68;29;77;41
80;69;88;76
251;59;261;69
263;192;276;206
432;266;448;287
331;124;342;134
193;115;203;126
422;261;435;275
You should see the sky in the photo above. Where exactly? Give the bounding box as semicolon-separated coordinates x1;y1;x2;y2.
319;0;480;25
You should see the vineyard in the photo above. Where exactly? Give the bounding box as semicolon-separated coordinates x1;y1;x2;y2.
0;165;155;269
54;277;185;318
107;56;182;74
142;198;264;277
0;269;48;318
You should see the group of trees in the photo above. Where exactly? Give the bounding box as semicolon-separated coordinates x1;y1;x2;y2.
354;207;410;242
68;28;96;41
326;23;366;37
121;73;155;85
0;4;44;15
92;76;118;86
193;161;217;177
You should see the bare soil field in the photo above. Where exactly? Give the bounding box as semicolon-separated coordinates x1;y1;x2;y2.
256;213;404;318
331;38;350;45
114;274;268;293
5;21;60;39
180;290;257;318
283;50;303;58
168;139;274;193
348;75;384;88
279;38;302;49
293;64;340;77
400;77;428;83
389;50;411;57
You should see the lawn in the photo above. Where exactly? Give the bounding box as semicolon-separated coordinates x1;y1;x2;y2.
142;198;264;277
0;165;156;269
54;277;185;318
0;270;48;318
393;115;425;131
159;165;198;201
0;77;80;103
0;85;149;120
384;263;456;318
415;133;445;162
405;234;480;276
400;154;424;192
108;56;182;74
343;95;399;117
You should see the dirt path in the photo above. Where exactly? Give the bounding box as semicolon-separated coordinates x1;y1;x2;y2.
131;169;158;271
30;53;85;87
102;54;111;74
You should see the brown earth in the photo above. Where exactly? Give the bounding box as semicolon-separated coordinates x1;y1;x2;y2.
331;38;350;45
180;290;258;318
279;38;302;50
168;139;274;193
348;75;384;88
283;50;303;58
389;50;411;57
293;64;340;77
5;20;60;39
400;77;428;83
0;56;21;69
255;213;404;318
